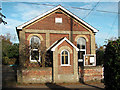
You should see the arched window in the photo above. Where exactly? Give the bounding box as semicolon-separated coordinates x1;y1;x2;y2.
77;37;86;64
61;50;70;66
30;36;40;49
30;36;40;62
77;37;86;49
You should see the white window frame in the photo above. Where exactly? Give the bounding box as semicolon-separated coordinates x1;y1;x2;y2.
84;54;96;66
55;18;62;23
61;49;71;66
30;49;41;62
77;37;86;63
29;36;41;62
78;49;86;62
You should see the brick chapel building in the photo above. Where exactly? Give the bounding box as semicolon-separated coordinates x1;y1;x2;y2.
16;5;102;83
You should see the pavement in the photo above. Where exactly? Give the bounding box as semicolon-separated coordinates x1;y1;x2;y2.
2;65;105;90
14;82;105;90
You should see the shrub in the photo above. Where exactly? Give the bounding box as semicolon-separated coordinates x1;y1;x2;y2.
104;38;120;90
2;56;17;65
1;35;19;65
2;56;10;65
96;49;104;65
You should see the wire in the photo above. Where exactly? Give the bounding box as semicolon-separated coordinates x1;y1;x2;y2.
82;0;100;19
106;15;118;39
21;2;56;6
20;2;119;15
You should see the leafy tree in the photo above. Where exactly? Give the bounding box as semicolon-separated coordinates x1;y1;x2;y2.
104;38;120;90
1;34;19;65
96;46;105;66
0;8;7;25
21;41;52;68
1;34;12;58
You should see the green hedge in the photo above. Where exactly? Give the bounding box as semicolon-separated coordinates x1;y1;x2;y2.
104;38;120;90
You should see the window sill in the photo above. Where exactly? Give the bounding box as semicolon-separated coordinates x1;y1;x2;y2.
78;59;83;62
84;65;96;66
61;64;71;66
30;60;40;63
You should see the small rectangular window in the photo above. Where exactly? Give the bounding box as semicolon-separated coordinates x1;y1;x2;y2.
55;18;62;23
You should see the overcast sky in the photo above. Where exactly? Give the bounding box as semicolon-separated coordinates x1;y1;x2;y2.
1;1;118;46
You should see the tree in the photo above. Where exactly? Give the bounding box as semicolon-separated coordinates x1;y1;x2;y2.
21;41;52;68
1;34;19;65
96;46;105;66
0;8;7;25
104;38;120;90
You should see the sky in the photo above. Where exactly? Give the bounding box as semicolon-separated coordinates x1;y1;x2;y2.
1;0;119;46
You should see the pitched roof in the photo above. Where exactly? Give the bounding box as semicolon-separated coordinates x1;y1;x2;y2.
16;5;98;33
47;37;79;51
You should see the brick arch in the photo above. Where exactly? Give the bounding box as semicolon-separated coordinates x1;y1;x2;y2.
75;35;88;42
27;34;43;41
58;46;72;54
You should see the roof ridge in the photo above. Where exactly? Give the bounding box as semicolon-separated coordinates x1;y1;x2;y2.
16;5;98;33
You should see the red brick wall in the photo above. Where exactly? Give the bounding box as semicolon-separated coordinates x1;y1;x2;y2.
57;41;74;74
19;68;52;83
25;9;89;32
25;33;91;54
24;9;92;54
22;68;52;76
50;33;69;46
79;66;103;82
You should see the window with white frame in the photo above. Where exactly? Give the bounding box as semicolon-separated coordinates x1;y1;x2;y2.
30;36;40;62
61;50;70;66
77;37;86;63
55;18;62;23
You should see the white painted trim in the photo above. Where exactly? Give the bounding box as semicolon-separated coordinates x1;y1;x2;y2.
29;35;41;45
16;5;98;33
61;49;70;66
83;54;96;66
30;49;41;62
29;36;41;62
77;37;86;63
51;37;79;51
61;65;71;66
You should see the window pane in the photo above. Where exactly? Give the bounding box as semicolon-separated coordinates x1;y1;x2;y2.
61;50;69;65
78;51;80;59
62;56;64;64
65;51;68;54
82;45;85;49
77;37;86;49
77;44;80;49
31;36;40;49
65;56;68;64
62;51;64;55
80;51;85;59
31;50;39;60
